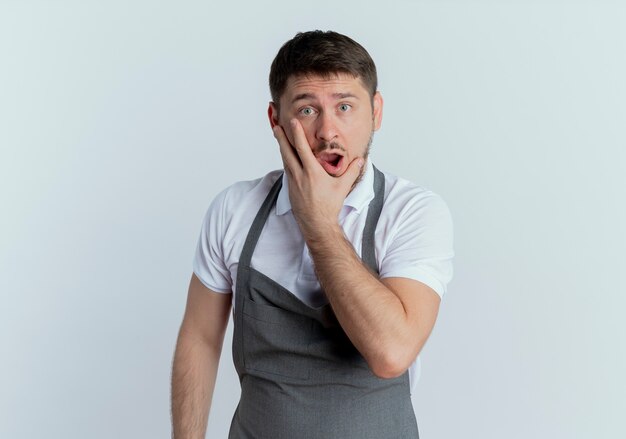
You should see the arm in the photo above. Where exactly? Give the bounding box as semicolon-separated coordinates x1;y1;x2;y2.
171;274;232;439
274;120;441;379
306;226;440;379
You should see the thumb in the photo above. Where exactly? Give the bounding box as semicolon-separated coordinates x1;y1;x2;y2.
340;157;365;191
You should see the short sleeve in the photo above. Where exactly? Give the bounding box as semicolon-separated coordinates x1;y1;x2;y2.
192;189;233;294
379;192;454;298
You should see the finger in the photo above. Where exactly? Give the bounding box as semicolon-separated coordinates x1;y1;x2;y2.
338;157;365;192
273;125;302;175
289;119;320;171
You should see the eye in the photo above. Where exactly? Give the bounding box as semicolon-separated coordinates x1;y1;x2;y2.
338;103;352;112
299;107;316;116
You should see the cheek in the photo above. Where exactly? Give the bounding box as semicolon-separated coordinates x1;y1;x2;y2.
346;124;370;145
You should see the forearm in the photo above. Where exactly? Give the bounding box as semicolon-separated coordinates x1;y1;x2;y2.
171;330;221;439
306;224;412;378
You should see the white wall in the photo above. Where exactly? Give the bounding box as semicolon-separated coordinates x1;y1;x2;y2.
1;1;624;438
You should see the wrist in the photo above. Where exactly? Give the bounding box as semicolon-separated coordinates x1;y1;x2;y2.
302;220;345;251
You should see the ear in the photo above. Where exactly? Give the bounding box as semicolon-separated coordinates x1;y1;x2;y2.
372;91;383;131
268;102;280;128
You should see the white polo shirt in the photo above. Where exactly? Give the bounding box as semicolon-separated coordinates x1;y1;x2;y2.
193;159;454;390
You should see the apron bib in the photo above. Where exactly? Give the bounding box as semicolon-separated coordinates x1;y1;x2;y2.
229;167;419;438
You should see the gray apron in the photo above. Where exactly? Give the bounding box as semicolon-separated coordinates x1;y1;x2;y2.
229;167;419;438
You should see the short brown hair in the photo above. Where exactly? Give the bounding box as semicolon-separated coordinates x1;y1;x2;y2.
269;30;378;104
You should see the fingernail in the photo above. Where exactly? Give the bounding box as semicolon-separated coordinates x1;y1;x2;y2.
290;119;297;127
358;159;364;168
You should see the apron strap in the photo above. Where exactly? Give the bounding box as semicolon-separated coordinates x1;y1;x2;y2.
238;174;283;270
361;165;385;275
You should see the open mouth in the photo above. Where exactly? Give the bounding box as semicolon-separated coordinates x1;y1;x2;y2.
317;151;345;175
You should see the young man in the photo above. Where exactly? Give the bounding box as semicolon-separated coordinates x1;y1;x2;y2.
171;30;454;438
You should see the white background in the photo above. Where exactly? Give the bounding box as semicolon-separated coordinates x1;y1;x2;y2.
1;1;624;438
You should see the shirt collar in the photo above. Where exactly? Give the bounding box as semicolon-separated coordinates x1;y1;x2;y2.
275;159;375;216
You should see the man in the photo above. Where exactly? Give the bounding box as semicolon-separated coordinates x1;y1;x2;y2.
171;30;454;438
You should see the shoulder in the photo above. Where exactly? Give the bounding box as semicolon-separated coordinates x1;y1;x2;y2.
208;170;283;216
379;169;452;224
197;170;283;238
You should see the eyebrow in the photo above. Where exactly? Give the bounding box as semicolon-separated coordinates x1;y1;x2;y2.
291;92;359;104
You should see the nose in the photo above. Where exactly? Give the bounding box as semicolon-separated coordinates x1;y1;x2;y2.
315;111;338;143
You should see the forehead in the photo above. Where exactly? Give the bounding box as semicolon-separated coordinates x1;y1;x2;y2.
281;73;369;102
